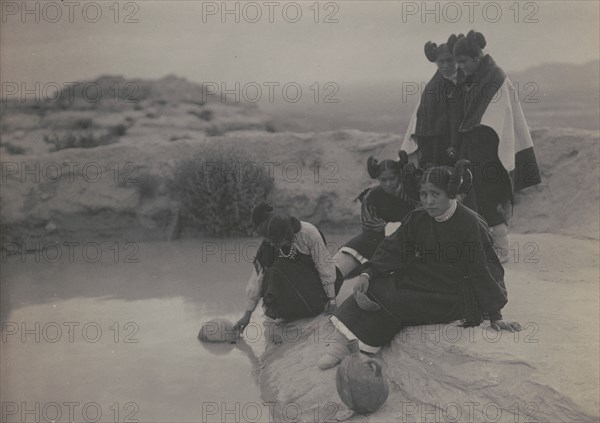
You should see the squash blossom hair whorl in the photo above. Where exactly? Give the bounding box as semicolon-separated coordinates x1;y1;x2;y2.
420;160;472;199
453;30;487;58
251;202;275;237
265;214;301;244
367;150;409;179
424;34;459;62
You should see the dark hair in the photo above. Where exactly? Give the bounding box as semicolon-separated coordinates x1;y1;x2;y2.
367;150;409;179
251;202;273;226
264;214;301;243
251;202;274;237
453;30;486;58
419;160;472;199
424;34;458;62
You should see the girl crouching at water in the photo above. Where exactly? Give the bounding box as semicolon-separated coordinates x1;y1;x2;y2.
333;151;420;279
235;203;343;332
318;160;522;370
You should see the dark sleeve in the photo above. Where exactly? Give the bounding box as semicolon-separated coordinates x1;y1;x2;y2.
361;188;378;219
363;212;416;278
464;218;508;315
447;82;464;149
356;187;372;203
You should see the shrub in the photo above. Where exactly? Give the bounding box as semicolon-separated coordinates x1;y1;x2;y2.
167;147;273;236
188;109;213;121
134;172;161;199
4;143;26;155
108;123;128;137
206;125;225;137
169;134;192;142
186;100;206;107
43;123;127;151
73;118;93;130
44;131;118;151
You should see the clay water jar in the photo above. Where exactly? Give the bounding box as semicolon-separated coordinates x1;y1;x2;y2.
336;339;389;414
198;318;240;343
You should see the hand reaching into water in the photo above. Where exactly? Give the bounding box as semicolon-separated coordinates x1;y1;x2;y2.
234;311;252;332
490;320;522;332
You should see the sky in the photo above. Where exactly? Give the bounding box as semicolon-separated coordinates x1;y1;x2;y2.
1;0;599;89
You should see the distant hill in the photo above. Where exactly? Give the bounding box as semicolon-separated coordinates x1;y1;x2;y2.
261;61;600;134
0;74;234;114
0;74;274;155
509;61;599;104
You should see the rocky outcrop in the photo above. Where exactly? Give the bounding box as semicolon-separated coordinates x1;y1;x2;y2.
258;234;599;422
2;128;599;246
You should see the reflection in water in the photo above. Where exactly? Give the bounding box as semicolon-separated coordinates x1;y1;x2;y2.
1;236;349;422
236;339;263;386
1;237;281;422
200;339;263;387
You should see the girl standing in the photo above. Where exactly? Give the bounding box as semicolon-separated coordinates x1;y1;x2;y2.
402;34;464;167
452;30;542;262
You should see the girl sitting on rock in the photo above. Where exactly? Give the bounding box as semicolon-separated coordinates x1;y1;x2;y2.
333;151;420;279
235;203;343;332
318;160;522;370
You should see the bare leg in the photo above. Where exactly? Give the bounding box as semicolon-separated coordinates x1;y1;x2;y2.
318;327;351;370
332;251;361;278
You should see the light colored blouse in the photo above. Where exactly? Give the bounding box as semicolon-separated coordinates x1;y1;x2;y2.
245;221;337;311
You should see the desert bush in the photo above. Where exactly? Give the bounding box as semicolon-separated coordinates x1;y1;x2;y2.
206;125;225;137
134;172;161;199
185;100;206;107
188;109;213;121
4;143;26;155
44;131;118;151
167;146;273;236
43;123;127;151
108;123;128;137
73;118;93;130
169;134;192;142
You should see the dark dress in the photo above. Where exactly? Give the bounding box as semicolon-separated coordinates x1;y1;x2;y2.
255;238;343;320
344;186;419;260
334;203;508;347
413;70;464;167
458;55;542;227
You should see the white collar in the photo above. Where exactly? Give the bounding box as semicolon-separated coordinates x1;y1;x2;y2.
434;199;458;222
443;72;458;84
